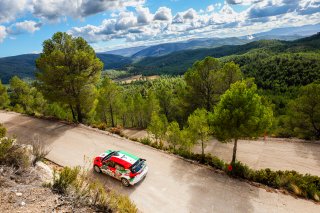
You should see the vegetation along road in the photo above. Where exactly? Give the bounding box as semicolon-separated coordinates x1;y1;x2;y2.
1;111;319;213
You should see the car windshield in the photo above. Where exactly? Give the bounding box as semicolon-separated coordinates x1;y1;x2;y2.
130;159;145;173
102;151;119;161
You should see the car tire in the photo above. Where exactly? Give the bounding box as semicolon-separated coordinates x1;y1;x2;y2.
121;178;130;187
94;165;101;173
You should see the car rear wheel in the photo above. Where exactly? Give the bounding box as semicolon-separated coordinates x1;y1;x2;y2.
94;165;101;173
121;178;130;187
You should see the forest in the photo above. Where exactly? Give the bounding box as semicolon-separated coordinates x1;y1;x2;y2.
0;32;320;158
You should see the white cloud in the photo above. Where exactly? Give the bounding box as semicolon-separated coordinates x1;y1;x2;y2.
0;0;28;23
136;6;153;24
7;20;42;34
226;0;264;5
68;0;320;50
183;8;197;20
154;7;173;21
207;5;215;12
0;26;7;42
1;0;319;47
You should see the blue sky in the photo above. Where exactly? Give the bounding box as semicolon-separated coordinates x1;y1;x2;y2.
0;0;319;57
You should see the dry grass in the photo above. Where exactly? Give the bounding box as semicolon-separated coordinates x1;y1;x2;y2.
49;163;138;213
30;134;51;165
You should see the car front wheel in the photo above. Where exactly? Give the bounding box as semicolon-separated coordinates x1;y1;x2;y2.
121;178;130;187
94;165;101;173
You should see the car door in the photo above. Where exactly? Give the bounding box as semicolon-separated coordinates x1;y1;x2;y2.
102;160;116;177
114;163;126;180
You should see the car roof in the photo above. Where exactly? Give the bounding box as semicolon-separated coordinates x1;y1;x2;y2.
109;151;140;169
110;156;132;169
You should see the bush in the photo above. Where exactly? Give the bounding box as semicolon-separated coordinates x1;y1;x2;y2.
110;126;122;135
92;123;108;131
52;166;138;212
0;139;32;170
30;135;50;165
140;137;152;145
227;161;253;179
205;154;226;170
52;166;80;194
0;137;14;161
0;124;6;138
108;191;138;213
130;137;139;142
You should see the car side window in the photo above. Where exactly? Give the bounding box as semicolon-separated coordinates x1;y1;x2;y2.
115;164;124;171
106;161;115;168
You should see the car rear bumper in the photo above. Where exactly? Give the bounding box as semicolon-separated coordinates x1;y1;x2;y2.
130;166;148;185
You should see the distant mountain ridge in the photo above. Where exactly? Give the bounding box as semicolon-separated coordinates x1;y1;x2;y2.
1;31;320;84
104;24;320;58
104;46;147;57
131;37;249;58
130;32;320;75
0;53;132;84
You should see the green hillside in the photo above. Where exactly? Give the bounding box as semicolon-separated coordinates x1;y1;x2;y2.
1;33;319;87
131;33;320;76
0;53;132;84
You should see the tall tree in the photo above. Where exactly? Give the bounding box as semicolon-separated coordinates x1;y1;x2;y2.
166;121;182;151
36;32;103;123
185;57;221;111
147;112;168;144
218;62;243;93
210;80;273;164
9;76;46;115
187;108;211;160
184;57;242;112
289;83;320;139
97;77;121;127
9;76;32;113
0;80;9;108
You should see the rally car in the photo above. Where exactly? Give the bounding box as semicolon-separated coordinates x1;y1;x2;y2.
93;150;148;186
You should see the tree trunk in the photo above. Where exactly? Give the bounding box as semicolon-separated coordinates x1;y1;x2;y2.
206;97;211;112
69;104;76;122
232;138;238;164
109;104;115;127
201;140;205;161
122;115;126;128
76;103;83;123
103;111;108;125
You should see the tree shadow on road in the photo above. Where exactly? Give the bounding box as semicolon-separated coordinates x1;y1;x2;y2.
169;158;257;213
293;141;320;175
2;113;76;146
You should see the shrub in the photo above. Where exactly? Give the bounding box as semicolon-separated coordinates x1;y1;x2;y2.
227;161;253;179
52;166;138;212
52;166;80;194
130;137;139;142
0;137;14;161
0;124;6;138
30;135;50;165
0;137;33;170
108;191;138;213
205;154;226;170
94;123;108;131
140;137;152;145
110;125;122;135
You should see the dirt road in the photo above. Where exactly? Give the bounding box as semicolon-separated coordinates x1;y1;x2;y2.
124;129;320;176
1;111;320;213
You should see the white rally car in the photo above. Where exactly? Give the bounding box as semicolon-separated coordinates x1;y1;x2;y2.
93;150;148;186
